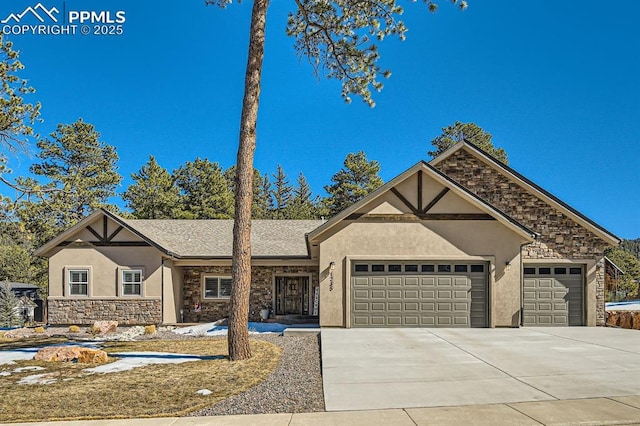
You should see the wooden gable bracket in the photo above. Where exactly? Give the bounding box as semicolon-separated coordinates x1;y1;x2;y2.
57;216;150;248
365;172;495;221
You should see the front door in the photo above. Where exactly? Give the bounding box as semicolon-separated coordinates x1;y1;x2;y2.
275;276;310;315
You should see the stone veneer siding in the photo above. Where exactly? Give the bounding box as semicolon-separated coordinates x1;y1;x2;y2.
182;265;320;323
47;299;162;325
434;149;610;325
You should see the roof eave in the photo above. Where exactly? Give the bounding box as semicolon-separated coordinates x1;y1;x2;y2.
308;160;536;243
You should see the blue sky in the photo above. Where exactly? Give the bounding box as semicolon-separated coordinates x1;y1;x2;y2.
1;1;638;239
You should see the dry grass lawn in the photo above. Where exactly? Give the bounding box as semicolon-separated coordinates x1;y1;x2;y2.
0;338;281;423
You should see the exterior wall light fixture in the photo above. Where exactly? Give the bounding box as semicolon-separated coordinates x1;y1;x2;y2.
329;261;335;291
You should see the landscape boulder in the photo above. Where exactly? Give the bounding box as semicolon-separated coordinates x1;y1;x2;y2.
606;312;621;327
34;346;108;364
93;321;118;334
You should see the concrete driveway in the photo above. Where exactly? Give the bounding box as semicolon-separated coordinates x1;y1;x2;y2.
321;327;640;411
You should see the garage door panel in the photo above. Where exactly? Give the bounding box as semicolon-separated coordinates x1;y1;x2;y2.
437;302;452;311
354;277;369;286
370;302;385;311
388;277;402;286
404;302;419;311
404;290;419;299
454;302;468;311
387;290;402;299
405;278;419;286
421;290;436;298
421;317;436;325
453;277;468;286
387;316;402;325
371;316;385;325
437;277;453;286
388;302;402;311
351;262;487;328
523;265;583;326
370;290;386;298
354;290;369;299
455;290;468;299
404;316;419;325
438;290;452;298
371;277;386;286
354;302;369;311
454;316;469;325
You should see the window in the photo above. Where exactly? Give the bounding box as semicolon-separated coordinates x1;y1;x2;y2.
388;264;402;272
354;264;368;272
523;267;536;275
421;265;435;273
203;276;232;299
404;264;418;273
122;269;143;296
539;267;551;275
554;267;567;275
438;264;451;273
372;264;385;272
68;269;88;296
471;264;485;273
570;267;582;275
454;265;468;273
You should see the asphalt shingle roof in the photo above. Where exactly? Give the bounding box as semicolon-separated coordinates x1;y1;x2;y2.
122;219;324;258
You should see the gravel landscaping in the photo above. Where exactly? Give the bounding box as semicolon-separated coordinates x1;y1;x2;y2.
2;325;326;415
191;333;325;415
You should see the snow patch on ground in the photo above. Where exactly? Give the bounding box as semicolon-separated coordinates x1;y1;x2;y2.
173;322;290;336
606;301;640;311
18;373;57;385
84;352;223;374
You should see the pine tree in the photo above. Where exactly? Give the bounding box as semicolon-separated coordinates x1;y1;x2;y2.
18;119;121;243
206;0;466;360
225;166;269;219
123;156;183;219
324;152;384;217
288;172;317;219
0;280;20;327
428;121;508;164
0;35;41;156
272;165;292;219
174;158;234;219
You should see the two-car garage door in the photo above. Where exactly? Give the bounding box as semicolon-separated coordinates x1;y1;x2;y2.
351;261;488;327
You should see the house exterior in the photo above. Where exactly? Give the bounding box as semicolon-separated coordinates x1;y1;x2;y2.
9;282;45;323
36;141;619;327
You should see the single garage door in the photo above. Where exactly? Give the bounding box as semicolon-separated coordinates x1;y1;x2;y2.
351;261;488;327
523;265;584;326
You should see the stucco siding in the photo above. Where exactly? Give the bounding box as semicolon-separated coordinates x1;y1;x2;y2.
317;220;525;327
48;246;164;325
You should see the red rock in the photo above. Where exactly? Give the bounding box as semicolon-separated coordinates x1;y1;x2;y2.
620;312;633;329
606;312;620;327
93;321;118;334
34;346;108;364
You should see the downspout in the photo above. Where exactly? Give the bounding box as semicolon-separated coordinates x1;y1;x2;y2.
520;233;540;326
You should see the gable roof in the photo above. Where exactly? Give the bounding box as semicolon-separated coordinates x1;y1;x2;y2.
121;218;323;258
307;161;537;242
430;140;620;245
35;209;323;259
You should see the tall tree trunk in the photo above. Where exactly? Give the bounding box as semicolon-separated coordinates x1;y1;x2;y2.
228;0;269;361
